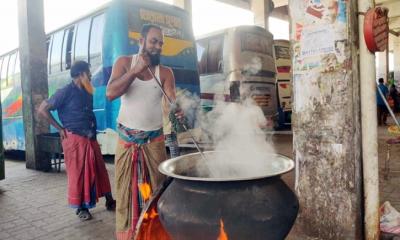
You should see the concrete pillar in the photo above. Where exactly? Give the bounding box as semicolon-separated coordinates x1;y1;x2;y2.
18;0;49;170
394;37;400;88
0;104;3;180
0;128;3;179
289;0;363;239
250;0;273;30
377;51;389;82
173;0;192;17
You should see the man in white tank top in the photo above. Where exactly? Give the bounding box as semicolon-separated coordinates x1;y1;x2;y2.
106;24;178;240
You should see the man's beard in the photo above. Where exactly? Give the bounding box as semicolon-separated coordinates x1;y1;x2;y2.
145;49;161;66
149;53;161;66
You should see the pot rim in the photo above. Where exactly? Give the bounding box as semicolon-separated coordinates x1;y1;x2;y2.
158;151;295;182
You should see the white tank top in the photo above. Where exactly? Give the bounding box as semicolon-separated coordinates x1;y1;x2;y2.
117;55;163;131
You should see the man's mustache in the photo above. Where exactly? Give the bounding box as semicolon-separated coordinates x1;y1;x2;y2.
146;49;161;55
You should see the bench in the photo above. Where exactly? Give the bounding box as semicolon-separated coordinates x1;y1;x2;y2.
37;133;64;172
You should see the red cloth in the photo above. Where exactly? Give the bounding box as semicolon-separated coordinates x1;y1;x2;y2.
62;131;112;208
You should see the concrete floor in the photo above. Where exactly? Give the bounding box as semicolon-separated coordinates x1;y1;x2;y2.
0;157;115;240
0;130;398;239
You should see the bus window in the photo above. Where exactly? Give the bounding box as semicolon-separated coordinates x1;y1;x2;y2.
89;14;104;68
74;18;91;62
207;36;223;74
47;37;52;74
50;31;64;74
14;53;21;85
196;40;208;75
62;27;75;70
0;57;4;77
241;32;271;55
46;37;51;54
1;55;9;89
274;45;290;60
7;52;17;87
0;58;3;81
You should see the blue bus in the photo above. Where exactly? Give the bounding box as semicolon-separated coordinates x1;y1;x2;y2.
0;0;200;154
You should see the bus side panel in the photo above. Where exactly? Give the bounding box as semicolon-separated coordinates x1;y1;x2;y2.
103;1;201;128
3;118;24;150
103;2;132;133
103;2;132;68
126;3;200;96
172;68;200;96
99;1;200;153
0;116;3;179
274;40;292;126
274;40;292;112
2;68;25;151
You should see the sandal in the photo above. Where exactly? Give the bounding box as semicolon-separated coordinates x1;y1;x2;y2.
78;208;92;221
105;199;116;211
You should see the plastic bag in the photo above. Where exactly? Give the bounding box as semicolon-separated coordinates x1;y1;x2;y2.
381;201;400;234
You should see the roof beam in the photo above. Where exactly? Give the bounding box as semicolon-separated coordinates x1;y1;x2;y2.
375;0;398;4
272;0;288;8
215;0;288;10
215;0;250;9
375;1;400;18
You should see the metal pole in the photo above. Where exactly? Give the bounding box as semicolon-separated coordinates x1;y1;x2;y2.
358;0;380;239
386;48;389;83
147;67;207;161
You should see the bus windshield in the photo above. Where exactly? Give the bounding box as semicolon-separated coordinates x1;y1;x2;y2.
241;32;273;56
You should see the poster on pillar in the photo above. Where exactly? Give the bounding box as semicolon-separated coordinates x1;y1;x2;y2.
290;0;350;74
364;7;389;53
300;25;335;58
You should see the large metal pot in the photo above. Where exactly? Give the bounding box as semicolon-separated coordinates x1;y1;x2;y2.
157;151;299;240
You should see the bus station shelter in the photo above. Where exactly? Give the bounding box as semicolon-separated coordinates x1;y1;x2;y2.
1;0;400;239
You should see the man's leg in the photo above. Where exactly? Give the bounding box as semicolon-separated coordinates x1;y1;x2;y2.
62;134;84;208
143;141;168;191
91;140;115;210
383;107;388;125
377;106;383;125
76;208;92;221
114;140;135;240
62;133;93;221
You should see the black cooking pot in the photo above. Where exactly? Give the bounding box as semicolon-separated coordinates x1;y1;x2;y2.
157;151;299;240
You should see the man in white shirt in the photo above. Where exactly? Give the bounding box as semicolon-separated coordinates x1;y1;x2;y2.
106;23;178;240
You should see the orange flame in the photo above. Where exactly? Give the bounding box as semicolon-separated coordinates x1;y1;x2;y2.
218;219;228;240
149;208;158;218
143;208;159;220
139;183;152;201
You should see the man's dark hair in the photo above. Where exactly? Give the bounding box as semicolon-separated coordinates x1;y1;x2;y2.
141;23;162;39
379;78;384;83
70;61;91;78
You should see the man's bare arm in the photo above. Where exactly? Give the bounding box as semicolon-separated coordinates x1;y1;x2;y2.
38;101;67;140
106;54;150;101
